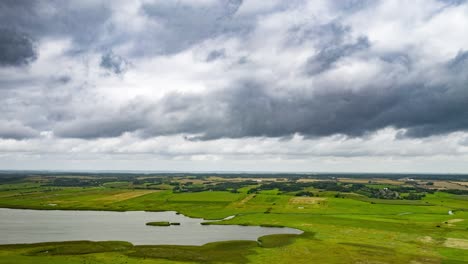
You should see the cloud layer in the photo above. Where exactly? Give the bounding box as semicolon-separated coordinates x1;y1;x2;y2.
1;0;468;171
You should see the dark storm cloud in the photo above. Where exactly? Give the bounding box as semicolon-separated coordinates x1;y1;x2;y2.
53;94;225;139
331;0;376;12
51;50;468;140
0;0;270;58
287;22;350;47
305;36;370;75
0;0;112;51
55;75;72;84
1;0;468;142
0;28;37;66
437;0;466;5
53;99;150;139
0;121;38;139
206;49;226;62
100;51;129;74
140;0;246;54
153;69;468;140
290;21;371;75
448;50;468;70
56;118;141;139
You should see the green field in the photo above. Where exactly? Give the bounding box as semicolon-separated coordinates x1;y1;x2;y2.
0;175;467;263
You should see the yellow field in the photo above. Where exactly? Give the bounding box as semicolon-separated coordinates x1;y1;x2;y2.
433;181;468;190
296;179;324;183
289;197;326;204
444;238;468;250
337;178;404;185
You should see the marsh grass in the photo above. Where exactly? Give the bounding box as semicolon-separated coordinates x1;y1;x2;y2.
129;241;258;263
17;241;133;256
0;236;302;264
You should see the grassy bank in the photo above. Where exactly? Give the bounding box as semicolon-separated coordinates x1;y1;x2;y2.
0;233;306;264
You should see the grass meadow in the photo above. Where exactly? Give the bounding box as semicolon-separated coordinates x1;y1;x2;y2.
0;177;466;263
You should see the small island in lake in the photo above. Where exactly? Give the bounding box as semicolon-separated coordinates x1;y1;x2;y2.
146;221;180;226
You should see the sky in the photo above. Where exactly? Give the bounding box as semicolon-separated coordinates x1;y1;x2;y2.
1;0;468;173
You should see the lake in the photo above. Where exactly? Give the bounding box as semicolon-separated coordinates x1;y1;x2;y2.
0;208;302;245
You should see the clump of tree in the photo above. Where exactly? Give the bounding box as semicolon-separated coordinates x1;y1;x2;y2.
247;182;315;194
405;192;426;200
295;191;314;197
441;189;468;195
309;181;429;200
132;177;164;185
173;180;259;193
45;177;116;187
173;185;205;193
371;188;400;199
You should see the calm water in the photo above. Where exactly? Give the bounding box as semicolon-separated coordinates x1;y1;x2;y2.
0;208;302;245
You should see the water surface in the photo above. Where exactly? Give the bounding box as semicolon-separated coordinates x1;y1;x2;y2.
0;208;302;245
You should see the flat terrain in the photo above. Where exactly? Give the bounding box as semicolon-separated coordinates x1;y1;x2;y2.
0;174;467;263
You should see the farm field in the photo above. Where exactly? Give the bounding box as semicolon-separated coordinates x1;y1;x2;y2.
0;173;467;263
